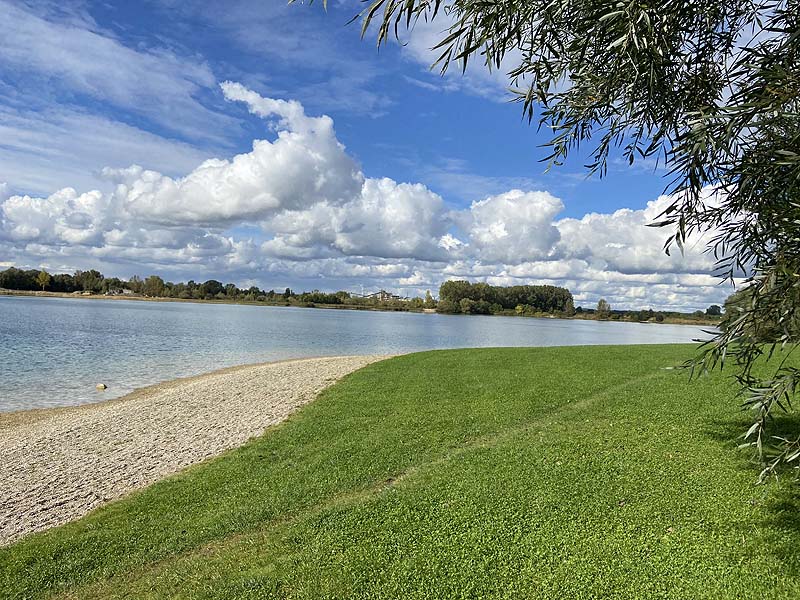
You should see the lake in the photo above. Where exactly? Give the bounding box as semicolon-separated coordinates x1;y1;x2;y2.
0;296;712;411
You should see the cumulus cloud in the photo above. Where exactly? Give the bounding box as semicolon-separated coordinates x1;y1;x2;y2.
0;83;730;311
1;188;108;246
97;83;363;227
555;194;715;274
265;178;450;261
461;190;563;263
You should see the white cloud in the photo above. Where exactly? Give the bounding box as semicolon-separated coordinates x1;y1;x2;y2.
0;84;731;311
1;188;107;246
463;190;563;263
98;83;364;227
555;194;715;274
329;178;449;261
264;178;450;261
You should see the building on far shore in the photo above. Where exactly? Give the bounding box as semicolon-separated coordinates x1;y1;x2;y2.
354;289;408;302
105;288;135;296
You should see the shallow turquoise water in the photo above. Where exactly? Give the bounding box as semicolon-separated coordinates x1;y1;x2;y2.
0;296;710;411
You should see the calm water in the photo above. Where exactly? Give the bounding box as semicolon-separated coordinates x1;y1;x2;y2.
0;296;711;411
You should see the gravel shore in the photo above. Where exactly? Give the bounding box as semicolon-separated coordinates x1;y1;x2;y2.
0;355;388;546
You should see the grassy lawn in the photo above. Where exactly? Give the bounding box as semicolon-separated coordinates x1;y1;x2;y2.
2;345;800;599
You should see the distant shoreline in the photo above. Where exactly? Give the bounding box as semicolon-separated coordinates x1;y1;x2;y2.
0;288;719;326
0;287;419;312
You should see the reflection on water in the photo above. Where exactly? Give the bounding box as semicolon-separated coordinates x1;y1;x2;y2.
0;296;710;411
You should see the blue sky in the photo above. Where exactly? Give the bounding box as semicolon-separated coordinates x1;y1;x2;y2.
0;0;729;310
2;0;664;211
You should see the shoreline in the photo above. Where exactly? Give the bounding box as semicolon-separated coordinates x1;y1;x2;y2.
0;288;720;326
0;355;372;429
0;354;391;546
0;287;419;313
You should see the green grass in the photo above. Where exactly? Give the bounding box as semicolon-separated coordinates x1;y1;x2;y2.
3;346;800;599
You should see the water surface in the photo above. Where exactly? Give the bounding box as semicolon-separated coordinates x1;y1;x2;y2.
0;296;711;411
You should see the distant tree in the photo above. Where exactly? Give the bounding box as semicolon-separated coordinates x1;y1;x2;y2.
439;280;573;313
596;299;611;320
459;298;476;314
301;290;343;305
103;277;125;293
706;305;722;317
473;300;492;315
74;269;103;293
51;273;77;293
170;282;186;298
86;270;103;292
283;287;293;300
563;297;575;316
435;299;459;314
0;267;18;289
143;275;165;297
36;270;51;291
440;280;474;304
721;286;799;341
127;275;143;294
424;290;436;309
408;297;424;309
202;280;224;298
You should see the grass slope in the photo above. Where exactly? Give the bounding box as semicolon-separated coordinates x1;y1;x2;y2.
2;346;800;599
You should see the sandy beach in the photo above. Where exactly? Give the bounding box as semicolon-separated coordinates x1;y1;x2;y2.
0;355;388;546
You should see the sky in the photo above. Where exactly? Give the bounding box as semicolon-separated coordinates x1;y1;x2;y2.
0;0;733;310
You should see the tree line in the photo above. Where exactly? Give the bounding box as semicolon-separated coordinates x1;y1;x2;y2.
0;267;434;310
582;298;722;324
437;280;574;315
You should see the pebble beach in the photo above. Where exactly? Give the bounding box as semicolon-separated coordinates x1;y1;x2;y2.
0;355;388;546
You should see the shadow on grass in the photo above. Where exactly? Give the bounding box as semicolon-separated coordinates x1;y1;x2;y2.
705;412;800;577
763;485;800;576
